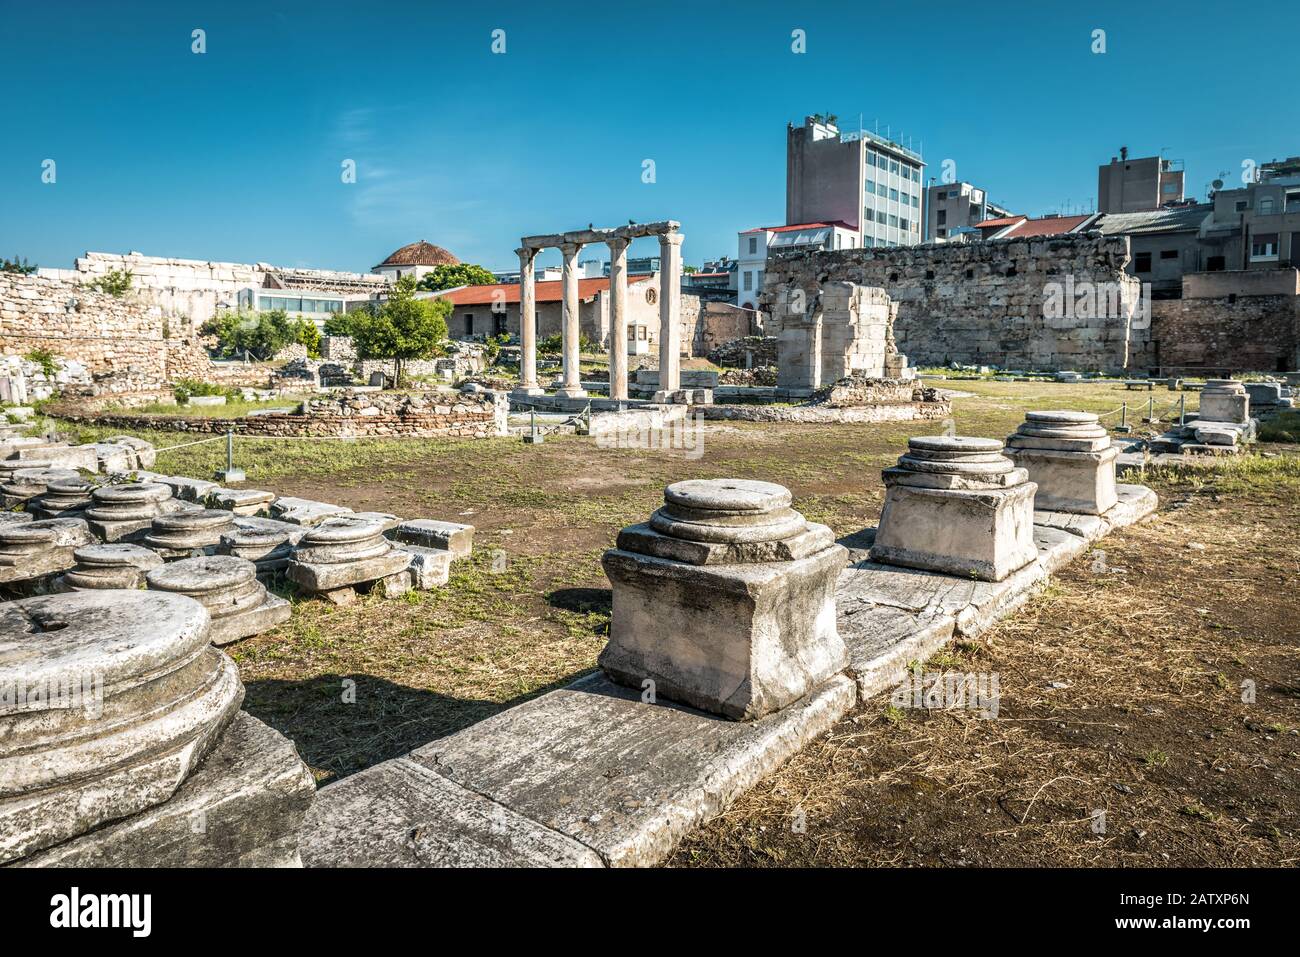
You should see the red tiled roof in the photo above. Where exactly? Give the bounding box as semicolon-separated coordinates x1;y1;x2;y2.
434;274;652;306
1000;214;1094;238
740;221;857;234
973;215;1026;230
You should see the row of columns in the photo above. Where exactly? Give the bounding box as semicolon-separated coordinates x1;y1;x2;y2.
513;230;683;402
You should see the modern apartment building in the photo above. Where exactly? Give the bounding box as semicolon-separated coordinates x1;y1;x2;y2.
786;115;925;249
925;182;1015;241
1097;147;1185;213
1201;156;1300;270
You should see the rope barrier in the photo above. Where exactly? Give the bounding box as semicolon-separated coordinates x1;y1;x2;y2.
151;435;229;453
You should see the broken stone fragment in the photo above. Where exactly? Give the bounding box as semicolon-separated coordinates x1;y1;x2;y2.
286;515;412;594
387;518;475;559
146;555;291;646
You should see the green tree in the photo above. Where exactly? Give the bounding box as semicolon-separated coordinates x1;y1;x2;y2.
291;316;321;358
2;255;38;275
322;311;355;337
350;275;449;385
201;308;299;360
416;263;497;292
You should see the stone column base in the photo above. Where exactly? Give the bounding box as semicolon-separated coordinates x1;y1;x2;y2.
870;481;1039;582
555;386;588;399
1007;446;1119;515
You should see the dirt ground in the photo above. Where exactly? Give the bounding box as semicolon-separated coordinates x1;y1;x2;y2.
61;380;1300;865
672;471;1300;866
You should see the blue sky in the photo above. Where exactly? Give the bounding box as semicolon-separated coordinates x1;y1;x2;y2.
2;0;1295;274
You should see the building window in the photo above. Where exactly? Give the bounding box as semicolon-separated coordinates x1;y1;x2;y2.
747;237;757;255
1235;200;1248;212
889;161;899;174
1134;252;1152;272
889;188;898;201
912;195;919;207
1251;234;1279;260
743;271;753;290
937;210;947;225
1286;190;1300;212
1258;197;1275;215
1159;249;1179;259
937;228;947;238
866;178;875;192
863;208;874;222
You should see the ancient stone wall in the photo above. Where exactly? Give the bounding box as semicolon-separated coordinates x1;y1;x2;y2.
0;272;217;397
52;389;508;439
686;302;757;358
763;233;1145;373
1150;295;1300;374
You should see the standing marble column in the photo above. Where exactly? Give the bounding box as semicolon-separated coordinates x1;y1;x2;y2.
657;231;684;395
557;241;587;399
512;246;543;397
607;237;630;402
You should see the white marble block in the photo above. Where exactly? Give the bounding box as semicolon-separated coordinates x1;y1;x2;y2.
599;479;847;721
869;436;1038;582
1005;411;1118;515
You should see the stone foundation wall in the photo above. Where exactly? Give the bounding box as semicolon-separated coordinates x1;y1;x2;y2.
708;335;779;368
1150;295;1300;374
0;272;224;397
52;389;508;439
763;233;1145;373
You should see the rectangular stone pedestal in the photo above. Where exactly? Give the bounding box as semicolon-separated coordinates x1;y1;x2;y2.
209;593;292;646
286;549;412;593
13;712;315;867
599;542;847;720
870;481;1038;582
1007;445;1118;514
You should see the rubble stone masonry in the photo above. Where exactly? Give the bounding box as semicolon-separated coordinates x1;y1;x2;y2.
763;233;1146;373
52;389;508;439
0;272;244;397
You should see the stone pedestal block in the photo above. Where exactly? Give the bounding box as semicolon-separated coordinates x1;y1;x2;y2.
1199;379;1250;425
387;519;475;559
271;496;354;527
85;481;174;542
208;487;276;516
0;517;96;585
54;542;164;591
143;508;236;559
219;525;295;577
286;516;412;595
870;436;1038;582
147;555;291;646
0;590;243;864
13;711;315;868
599;478;848;720
1005;411;1118;515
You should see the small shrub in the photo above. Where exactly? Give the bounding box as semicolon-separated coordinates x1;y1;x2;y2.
24;347;58;378
173;378;241;405
90;269;133;297
538;332;594;357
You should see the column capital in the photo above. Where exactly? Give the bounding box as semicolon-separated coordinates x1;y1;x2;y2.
515;246;536;263
658;231;684;247
559;240;583;257
606;236;631;255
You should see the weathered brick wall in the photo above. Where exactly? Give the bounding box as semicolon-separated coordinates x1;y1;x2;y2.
1150;295;1300;374
52;389;508;439
763;233;1146;373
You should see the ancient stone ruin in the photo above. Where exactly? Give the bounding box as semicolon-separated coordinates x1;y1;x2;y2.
600;479;846;720
54;543;164;591
286;515;413;603
0;517;96;586
85;481;176;542
146;555;292;646
0;590;314;866
870;436;1039;582
1005;411;1118;515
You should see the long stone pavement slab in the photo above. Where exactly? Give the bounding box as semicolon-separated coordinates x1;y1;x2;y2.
300;484;1158;867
